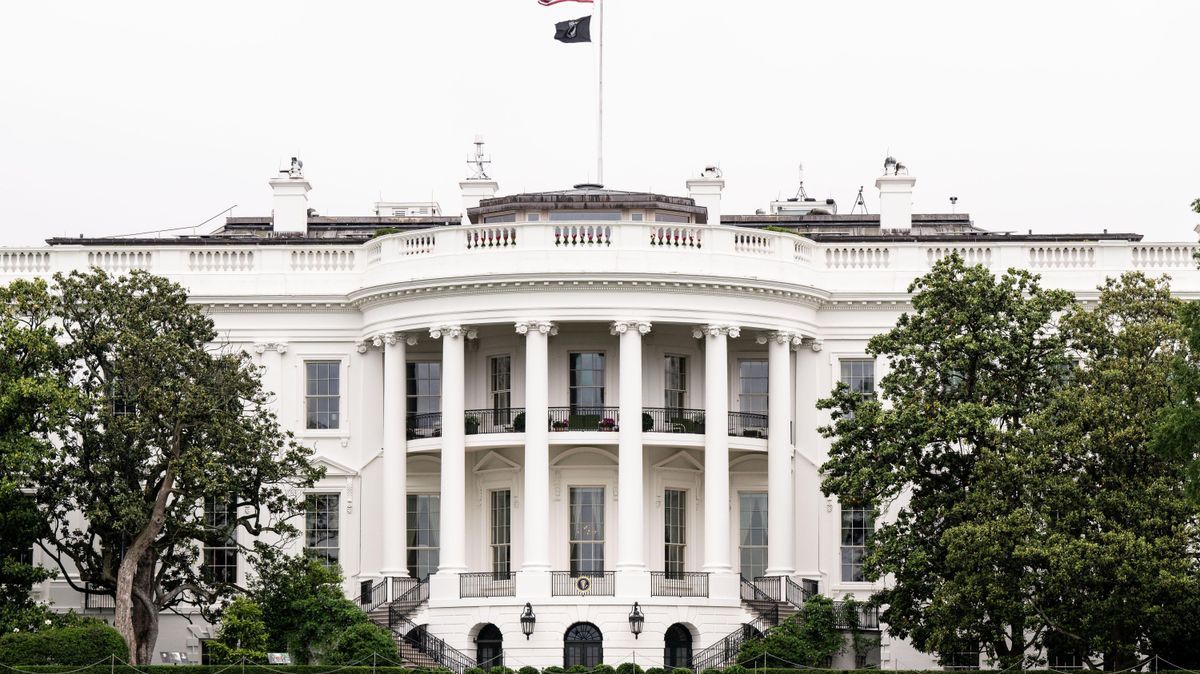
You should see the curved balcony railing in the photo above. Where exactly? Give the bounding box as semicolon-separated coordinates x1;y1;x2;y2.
642;407;705;433
407;412;442;439
550;570;616;596
728;411;769;438
464;408;525;434
548;407;620;432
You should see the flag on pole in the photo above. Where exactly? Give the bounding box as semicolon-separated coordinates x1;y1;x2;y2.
538;0;592;5
553;15;592;43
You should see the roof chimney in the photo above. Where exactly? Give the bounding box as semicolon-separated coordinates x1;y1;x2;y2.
875;156;916;231
460;136;498;225
269;157;311;235
687;165;725;226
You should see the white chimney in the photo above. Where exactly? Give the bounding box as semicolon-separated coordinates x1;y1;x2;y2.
269;157;311;235
687;165;725;226
875;156;916;231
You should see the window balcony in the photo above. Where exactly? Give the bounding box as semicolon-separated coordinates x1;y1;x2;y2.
650;571;710;597
728;411;769;438
459;571;516;598
642;407;705;433
407;412;442;439
464;408;525;434
550;571;616;596
547;407;620;432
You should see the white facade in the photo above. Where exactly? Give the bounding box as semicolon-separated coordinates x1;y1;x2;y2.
9;163;1200;670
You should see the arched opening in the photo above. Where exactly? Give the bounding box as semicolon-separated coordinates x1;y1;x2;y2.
663;623;694;670
563;622;603;668
476;624;503;669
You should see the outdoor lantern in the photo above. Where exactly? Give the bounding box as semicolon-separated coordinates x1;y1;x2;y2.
628;602;644;638
520;602;536;639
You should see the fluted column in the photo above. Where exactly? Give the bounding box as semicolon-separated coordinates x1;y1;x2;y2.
430;324;474;575
517;320;556;572
378;333;411;577
762;330;801;577
613;320;651;572
697;325;739;573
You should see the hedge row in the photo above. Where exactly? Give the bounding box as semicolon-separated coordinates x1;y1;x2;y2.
0;625;127;666
0;668;1021;674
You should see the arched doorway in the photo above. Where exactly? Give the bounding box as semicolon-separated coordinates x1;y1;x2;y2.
476;624;503;669
563;622;603;668
663;623;693;670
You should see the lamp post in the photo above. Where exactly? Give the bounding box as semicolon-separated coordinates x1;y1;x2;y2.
520;603;536;640
628;602;644;639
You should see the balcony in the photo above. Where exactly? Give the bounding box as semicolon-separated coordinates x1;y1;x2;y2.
407;407;770;442
465;408;525;434
408;412;442;439
550;571;616;596
459;571;516;598
642;407;705;433
548;407;620;432
650;571;710;597
728;411;769;439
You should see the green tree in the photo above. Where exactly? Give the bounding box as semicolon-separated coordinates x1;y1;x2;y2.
323;622;399;665
818;255;1074;667
738;595;846;667
1033;273;1200;669
248;547;373;664
0;279;67;628
28;270;324;664
207;596;269;664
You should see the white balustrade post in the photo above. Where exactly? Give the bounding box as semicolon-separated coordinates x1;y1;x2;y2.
763;331;800;577
516;321;555;598
613;321;651;579
431;325;473;579
380;333;409;578
698;325;738;580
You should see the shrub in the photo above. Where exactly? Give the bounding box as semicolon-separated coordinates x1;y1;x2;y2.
207;597;268;665
518;667;539;674
543;667;565;674
593;665;616;674
725;666;747;674
513;413;526;432
700;669;722;674
566;666;588;674
644;668;665;674
615;664;644;674
464;667;487;674
0;624;127;665
323;621;400;665
671;668;693;674
489;667;514;674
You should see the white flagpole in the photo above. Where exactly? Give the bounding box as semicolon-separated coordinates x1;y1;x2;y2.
596;0;604;185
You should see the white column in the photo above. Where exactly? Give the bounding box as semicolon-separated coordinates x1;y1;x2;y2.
516;321;555;573
379;333;409;577
613;320;651;572
763;331;801;577
431;324;473;575
697;325;739;573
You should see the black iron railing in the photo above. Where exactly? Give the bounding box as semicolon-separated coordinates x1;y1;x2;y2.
390;575;419;602
691;616;769;672
407;412;442;439
459;571;516;598
389;577;429;620
752;575;781;601
642;408;705;433
388;607;475;674
651;571;709;597
464;408;526;434
548;407;620;432
728;412;769;438
833;601;880;629
359;577;388;612
83;589;114;610
740;577;780;626
550;570;616;596
784;576;815;608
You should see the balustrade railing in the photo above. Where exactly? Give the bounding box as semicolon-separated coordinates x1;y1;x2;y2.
691;617;769;672
407;412;442;439
833;601;880;629
728;412;769;439
83;589;115;610
752;575;781;601
388;607;475;674
358;577;388;612
650;571;709;597
642;407;705;433
464;408;525;434
550;570;616;596
784;576;816;608
547;407;620;432
740;577;780;626
459;571;516;598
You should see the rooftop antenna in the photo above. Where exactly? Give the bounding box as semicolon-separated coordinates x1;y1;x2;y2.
467;135;491;180
850;186;868;214
950;196;958;214
793;163;810;200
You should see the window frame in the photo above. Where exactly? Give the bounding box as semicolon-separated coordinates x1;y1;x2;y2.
738;358;769;414
840;503;875;583
304;360;343;431
489;355;513;418
490;489;512;577
305;493;340;567
203;496;238;584
738;491;768;582
663;488;687;577
839;358;876;398
568;352;606;413
568;486;606;575
664;354;688;411
407;492;441;581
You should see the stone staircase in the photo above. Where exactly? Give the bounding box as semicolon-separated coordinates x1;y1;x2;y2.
359;578;476;674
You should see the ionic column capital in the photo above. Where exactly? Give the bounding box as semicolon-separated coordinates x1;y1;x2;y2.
756;330;804;347
809;339;824;352
515;320;558;336
430;325;477;340
610;320;652;336
253;341;288;355
692;325;741;339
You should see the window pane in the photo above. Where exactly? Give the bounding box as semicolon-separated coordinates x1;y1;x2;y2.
739;360;768;414
305;362;341;429
407;494;441;579
739;492;768;580
840;505;873;582
569;487;605;574
305;494;339;566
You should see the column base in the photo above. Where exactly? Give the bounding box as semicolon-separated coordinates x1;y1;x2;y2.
515;569;551;599
764;567;797;578
615;568;651;598
428;570;462;601
707;570;742;600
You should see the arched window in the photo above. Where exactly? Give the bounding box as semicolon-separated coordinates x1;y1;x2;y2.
663;623;693;670
476;624;503;669
563;622;603;668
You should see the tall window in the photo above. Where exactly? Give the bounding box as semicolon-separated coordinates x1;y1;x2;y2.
664;356;688;411
841;505;874;582
663;624;693;670
840;359;875;398
739;360;768;414
203;497;238;583
739;492;768;581
664;489;687;577
491;490;511;576
407;494;440;580
563;623;604;668
305;362;340;429
569;353;605;411
569;487;605;575
490;356;512;418
407;362;442;416
305;494;339;566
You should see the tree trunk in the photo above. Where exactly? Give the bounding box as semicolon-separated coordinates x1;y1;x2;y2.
132;554;159;665
114;466;175;664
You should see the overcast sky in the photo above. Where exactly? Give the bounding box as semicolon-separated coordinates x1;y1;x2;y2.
1;1;1197;245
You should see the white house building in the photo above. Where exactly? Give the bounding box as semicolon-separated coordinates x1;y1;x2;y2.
9;155;1199;670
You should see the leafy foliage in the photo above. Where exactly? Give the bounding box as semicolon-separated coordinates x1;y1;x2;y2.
739;595;846;667
323;622;399;666
207;596;268;664
0;624;128;665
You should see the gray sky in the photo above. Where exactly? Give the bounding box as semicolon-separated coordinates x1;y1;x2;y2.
1;1;1197;245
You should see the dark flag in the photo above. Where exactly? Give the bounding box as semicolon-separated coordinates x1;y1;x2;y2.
554;15;591;43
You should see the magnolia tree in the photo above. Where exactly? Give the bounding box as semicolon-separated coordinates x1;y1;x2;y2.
27;270;323;664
